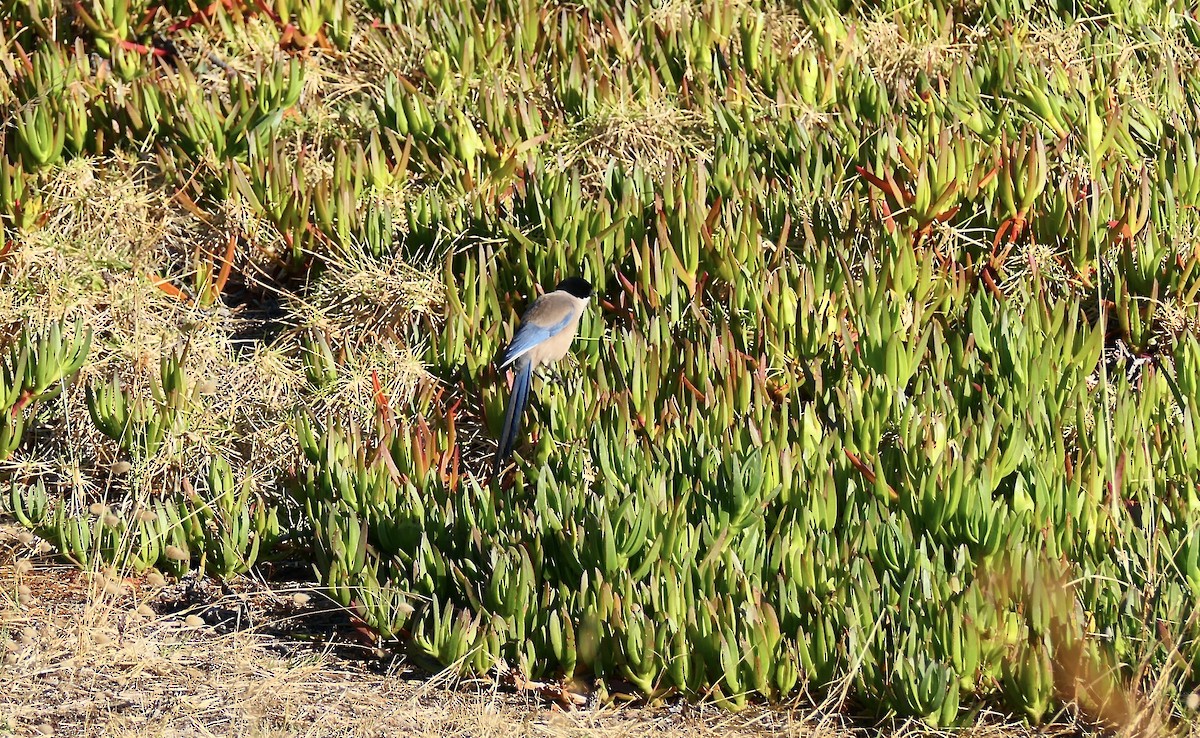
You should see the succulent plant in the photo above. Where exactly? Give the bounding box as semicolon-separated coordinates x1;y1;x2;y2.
0;319;91;460
86;347;193;461
6;0;1200;727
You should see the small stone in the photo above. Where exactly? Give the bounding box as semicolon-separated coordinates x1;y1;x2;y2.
184;615;204;628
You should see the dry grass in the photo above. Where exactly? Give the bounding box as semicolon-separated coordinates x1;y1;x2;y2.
759;4;813;59
5;521;1194;738
298;339;431;431
1025;18;1089;79
550;95;712;192
0;157;309;489
293;244;444;340
855;14;976;92
0;140;443;510
0;521;840;738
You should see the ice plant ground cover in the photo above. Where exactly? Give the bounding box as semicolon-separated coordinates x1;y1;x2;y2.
2;0;1200;733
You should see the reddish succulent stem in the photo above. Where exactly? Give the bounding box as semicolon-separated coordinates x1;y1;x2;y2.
679;372;706;401
979;266;1005;302
213;231;237;300
11;390;35;418
251;0;280;22
167;0;235;32
844;449;898;502
371;369;395;435
118;39;169;57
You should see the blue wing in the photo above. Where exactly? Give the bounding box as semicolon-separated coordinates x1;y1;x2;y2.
499;311;574;367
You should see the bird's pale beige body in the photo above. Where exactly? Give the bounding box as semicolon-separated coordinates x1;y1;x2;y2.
504;293;588;369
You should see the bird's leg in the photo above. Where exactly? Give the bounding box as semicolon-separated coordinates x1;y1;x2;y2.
544;355;581;385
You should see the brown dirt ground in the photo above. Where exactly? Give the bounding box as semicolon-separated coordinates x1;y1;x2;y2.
0;520;1140;738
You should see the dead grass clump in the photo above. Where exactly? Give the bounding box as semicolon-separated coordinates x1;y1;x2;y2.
759;2;813;59
157;21;382;167
295;244;445;340
999;238;1075;296
0;156;314;497
1;157;181;332
552;95;712;190
187;341;308;476
303;340;430;431
344;17;430;86
857;13;975;91
1025;18;1088;81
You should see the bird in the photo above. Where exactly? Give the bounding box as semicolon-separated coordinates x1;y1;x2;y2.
494;277;593;475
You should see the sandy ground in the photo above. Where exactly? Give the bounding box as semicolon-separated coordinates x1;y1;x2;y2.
0;521;1102;738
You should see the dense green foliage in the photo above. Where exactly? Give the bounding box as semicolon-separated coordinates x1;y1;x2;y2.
4;0;1200;729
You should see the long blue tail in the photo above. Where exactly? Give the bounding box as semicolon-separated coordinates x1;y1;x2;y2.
494;358;533;475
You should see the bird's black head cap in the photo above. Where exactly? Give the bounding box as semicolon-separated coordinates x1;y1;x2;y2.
555;277;593;299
